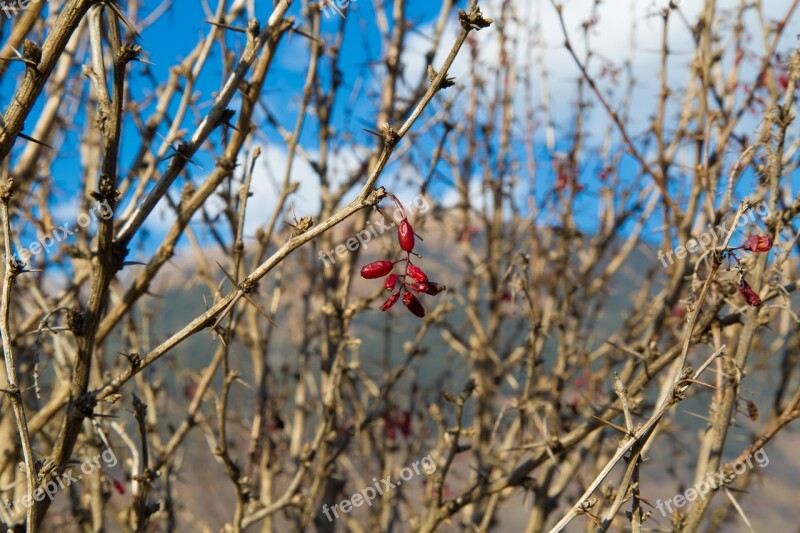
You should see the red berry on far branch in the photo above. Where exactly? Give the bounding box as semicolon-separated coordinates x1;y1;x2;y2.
738;279;762;307
360;260;394;279
385;274;398;291
742;235;773;253
402;290;425;317
112;479;126;495
398;219;415;251
407;264;428;283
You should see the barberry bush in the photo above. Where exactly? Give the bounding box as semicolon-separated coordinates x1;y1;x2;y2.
0;1;799;532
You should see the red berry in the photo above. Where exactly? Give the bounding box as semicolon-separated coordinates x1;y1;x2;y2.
398;410;411;437
383;411;396;441
360;260;394;279
407;264;428;283
380;292;401;311
112;479;126;495
402;290;425;317
742;235;772;253
409;281;446;295
738;279;762;307
385;274;398;291
398;219;415;251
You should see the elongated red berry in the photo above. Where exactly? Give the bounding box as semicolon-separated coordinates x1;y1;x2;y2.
409;281;446;295
381;291;401;311
402;290;425;317
409;282;427;293
398;219;415;251
407;264;428;283
112;479;126;495
742;235;772;253
738;279;762;307
360;260;394;279
385;274;398;291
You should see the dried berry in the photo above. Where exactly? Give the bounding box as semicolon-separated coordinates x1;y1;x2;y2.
745;399;759;421
384;274;398;291
360;260;394;279
380;292;401;311
742;235;772;253
422;282;446;295
409;281;445;295
398;219;415;252
738;279;762;307
407;264;428;283
402;290;425;317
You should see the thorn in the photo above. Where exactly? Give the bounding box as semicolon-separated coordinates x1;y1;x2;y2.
638;496;657;508
242;293;277;327
17;132;53;149
6;44;36;68
214;261;277;327
103;1;143;40
234;377;255;391
290;26;322;43
156;132;201;169
590;415;629;436
206;20;247;34
362;127;383;138
0;57;36;68
210;293;242;331
604;340;646;360
224;122;242;133
684;378;717;390
215;261;239;286
682;411;715;424
211;325;228;347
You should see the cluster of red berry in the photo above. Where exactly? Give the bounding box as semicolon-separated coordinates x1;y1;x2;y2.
383;406;412;441
727;234;773;307
359;194;444;317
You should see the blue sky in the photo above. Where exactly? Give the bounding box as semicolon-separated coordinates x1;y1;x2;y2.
2;0;799;262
